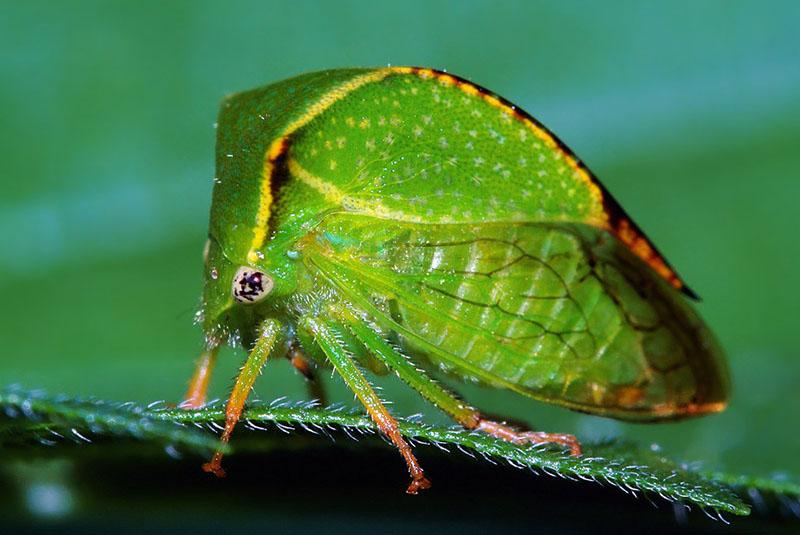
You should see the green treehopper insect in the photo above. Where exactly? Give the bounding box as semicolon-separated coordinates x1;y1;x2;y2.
182;67;730;493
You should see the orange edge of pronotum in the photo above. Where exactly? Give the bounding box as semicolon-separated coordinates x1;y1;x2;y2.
393;66;693;297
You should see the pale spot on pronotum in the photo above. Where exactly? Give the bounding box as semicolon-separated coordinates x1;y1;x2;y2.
202;239;211;263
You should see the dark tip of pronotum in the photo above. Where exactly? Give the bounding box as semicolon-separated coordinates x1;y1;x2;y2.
681;285;701;301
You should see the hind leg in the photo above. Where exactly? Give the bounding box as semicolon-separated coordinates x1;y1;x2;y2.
287;347;328;406
476;420;581;455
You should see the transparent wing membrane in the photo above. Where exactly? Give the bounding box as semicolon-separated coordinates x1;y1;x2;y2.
306;215;728;420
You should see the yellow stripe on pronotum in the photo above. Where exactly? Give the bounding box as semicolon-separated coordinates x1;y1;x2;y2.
247;69;396;264
248;66;609;265
246;66;679;292
288;158;423;223
287;158;345;205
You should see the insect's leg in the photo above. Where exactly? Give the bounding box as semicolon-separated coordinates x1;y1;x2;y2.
287;346;328;406
475;420;581;455
181;345;220;409
334;306;581;456
202;318;283;477
301;316;431;495
334;305;480;429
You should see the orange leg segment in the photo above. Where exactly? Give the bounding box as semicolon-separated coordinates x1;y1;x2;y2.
477;419;582;456
202;319;283;477
304;317;430;494
334;305;580;457
288;348;328;406
181;346;220;409
372;408;431;494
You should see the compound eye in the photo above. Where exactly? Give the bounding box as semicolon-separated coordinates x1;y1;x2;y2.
231;266;274;304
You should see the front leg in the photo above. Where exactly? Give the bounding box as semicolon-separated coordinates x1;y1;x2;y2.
202;318;283;477
181;346;220;409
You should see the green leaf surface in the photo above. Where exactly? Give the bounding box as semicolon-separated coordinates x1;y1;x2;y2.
2;385;798;520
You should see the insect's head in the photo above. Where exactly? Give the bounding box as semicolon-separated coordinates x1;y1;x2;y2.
199;236;286;348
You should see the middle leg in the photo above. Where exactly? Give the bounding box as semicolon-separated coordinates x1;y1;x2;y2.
301;315;431;494
334;305;582;456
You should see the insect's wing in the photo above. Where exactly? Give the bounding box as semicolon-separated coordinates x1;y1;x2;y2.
306;215;729;421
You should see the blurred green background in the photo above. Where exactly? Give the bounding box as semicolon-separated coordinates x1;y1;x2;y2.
1;0;799;528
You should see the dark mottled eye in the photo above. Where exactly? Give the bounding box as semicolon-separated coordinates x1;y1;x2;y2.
231;266;274;304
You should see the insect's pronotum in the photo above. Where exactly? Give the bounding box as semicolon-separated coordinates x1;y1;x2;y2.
182;67;729;493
